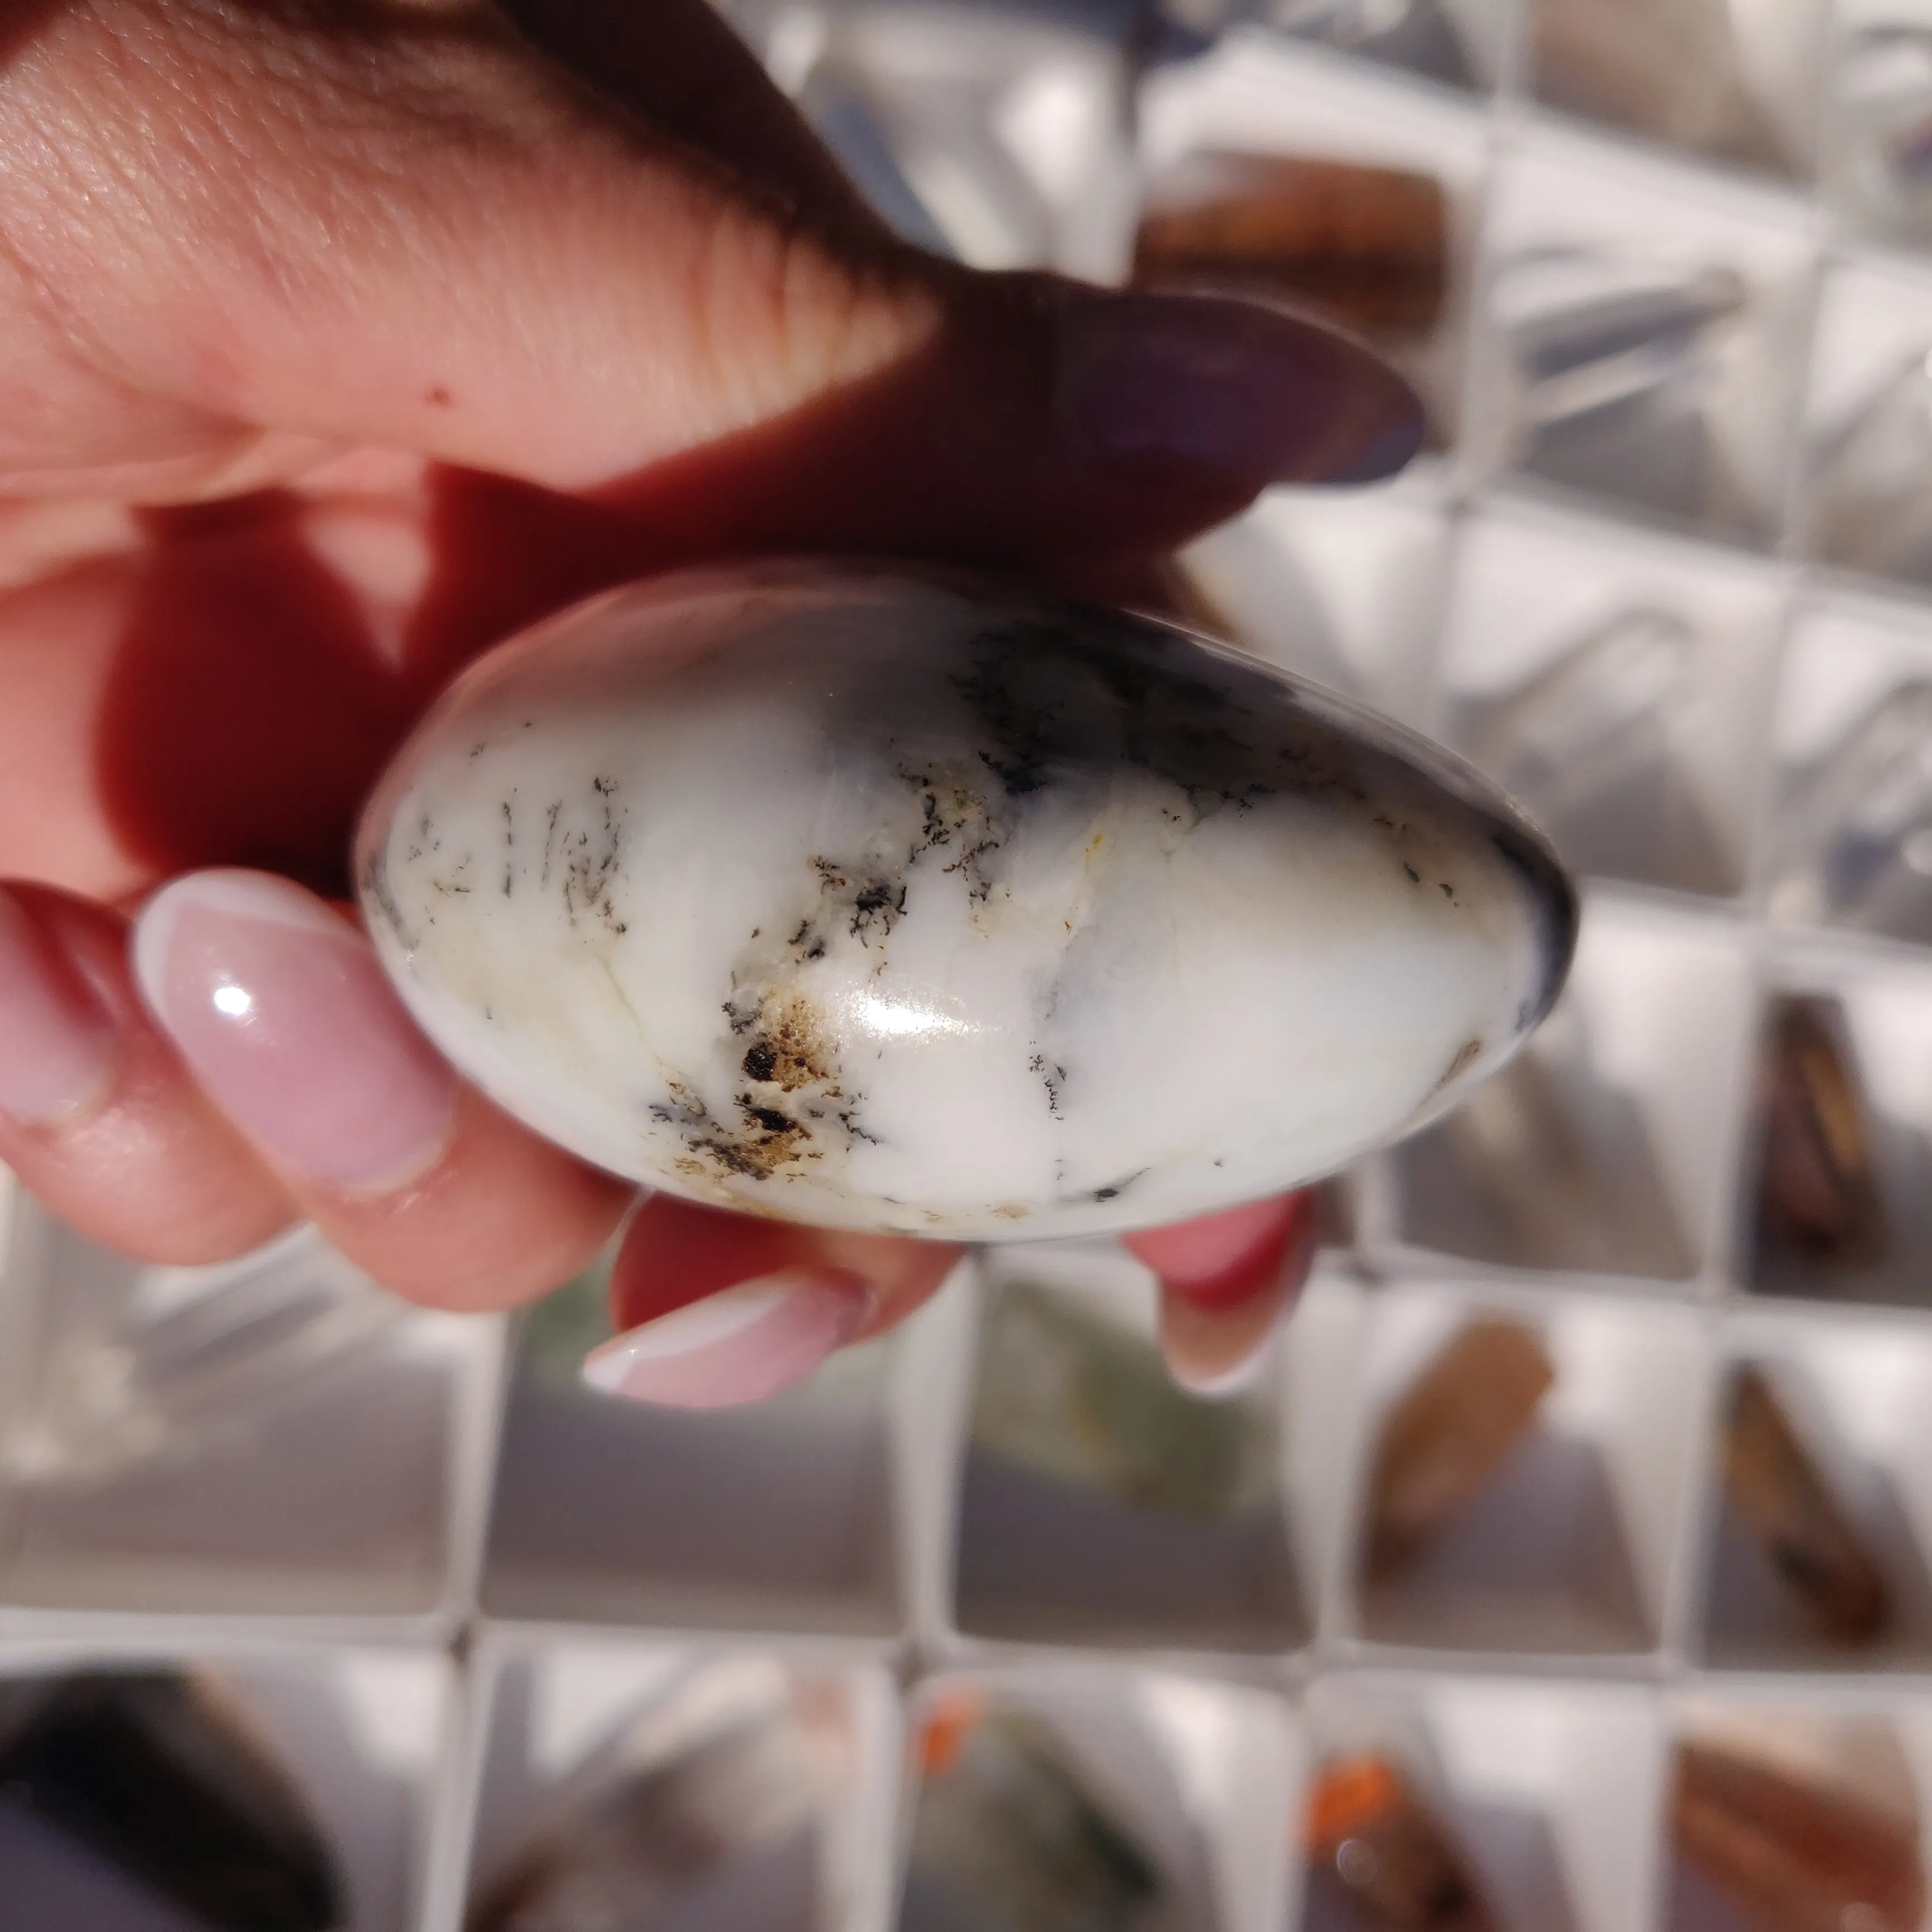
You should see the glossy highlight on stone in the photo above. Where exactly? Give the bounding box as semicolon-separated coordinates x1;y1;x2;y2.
356;564;1576;1240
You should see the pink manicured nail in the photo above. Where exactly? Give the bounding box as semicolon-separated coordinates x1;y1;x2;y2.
132;868;458;1192
0;888;116;1125
1142;1195;1318;1397
1161;1290;1285;1398
581;1268;872;1408
1128;1194;1307;1311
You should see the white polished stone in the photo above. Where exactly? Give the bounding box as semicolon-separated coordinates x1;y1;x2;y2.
356;564;1575;1240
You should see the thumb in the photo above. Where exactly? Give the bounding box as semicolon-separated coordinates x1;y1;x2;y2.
0;0;1418;550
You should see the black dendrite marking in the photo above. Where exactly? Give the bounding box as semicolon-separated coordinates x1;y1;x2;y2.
360;850;416;951
849;877;906;942
894;763;1007;903
942;836;1002;903
648;1082;711;1129
420;840;475;896
949;610;1364;825
541;800;562;886
560;775;629;935
804;853;910;949
1028;1051;1066;1119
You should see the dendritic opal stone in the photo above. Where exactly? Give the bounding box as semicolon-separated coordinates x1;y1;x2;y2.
356;564;1576;1240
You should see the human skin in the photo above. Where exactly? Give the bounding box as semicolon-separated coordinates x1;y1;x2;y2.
0;0;1417;1403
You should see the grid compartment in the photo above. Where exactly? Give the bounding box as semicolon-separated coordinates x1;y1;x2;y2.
481;1266;909;1639
1387;892;1754;1287
1694;1310;1932;1671
1796;253;1932;589
948;1246;1311;1655
0;1636;453;1932
1175;477;1453;725
0;1195;496;1628
1434;497;1786;899
1826;0;1932;248
1521;0;1831;179
898;1663;1294;1932
443;1637;900;1932
1765;592;1932;949
1468;130;1817;542
1327;1278;1703;1660
1732;940;1932;1308
1298;1673;1665;1932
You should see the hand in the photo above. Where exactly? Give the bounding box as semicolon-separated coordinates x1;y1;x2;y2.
0;0;1414;1401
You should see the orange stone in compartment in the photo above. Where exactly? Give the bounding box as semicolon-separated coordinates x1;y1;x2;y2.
1718;1365;1890;1645
1673;1737;1926;1932
1751;993;1887;1276
1134;153;1450;338
1303;1754;1497;1931
1362;1317;1556;1584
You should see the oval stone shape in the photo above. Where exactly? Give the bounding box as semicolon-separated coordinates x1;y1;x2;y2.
356;564;1576;1240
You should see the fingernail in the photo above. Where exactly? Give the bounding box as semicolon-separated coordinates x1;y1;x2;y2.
582;1268;873;1408
1128;1194;1308;1313
1163;1299;1281;1398
132;868;458;1192
0;888;116;1125
1325;416;1428;485
1053;286;1422;484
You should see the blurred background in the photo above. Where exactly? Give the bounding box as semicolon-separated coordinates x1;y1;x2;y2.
11;0;1932;1927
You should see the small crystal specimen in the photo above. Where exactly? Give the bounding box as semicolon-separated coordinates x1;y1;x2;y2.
1749;994;1887;1278
1498;253;1746;428
1467;607;1692;808
1773;680;1932;946
1527;0;1786;171
1491;248;1748;522
1363;1318;1555;1583
1134;152;1448;339
0;1670;342;1932
1835;28;1932;245
0;1228;404;1487
1720;1366;1888;1644
1303;1755;1495;1931
471;1666;848;1932
901;1690;1162;1932
357;564;1574;1241
1462;604;1725;890
970;1281;1276;1519
1256;0;1474;88
1673;1737;1926;1932
1806;349;1932;586
1410;1008;1696;1277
